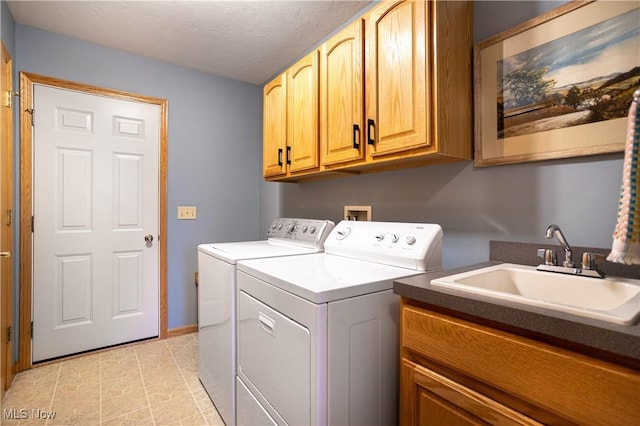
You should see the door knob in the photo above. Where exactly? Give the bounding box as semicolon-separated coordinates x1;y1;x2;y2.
144;234;154;243
0;251;10;258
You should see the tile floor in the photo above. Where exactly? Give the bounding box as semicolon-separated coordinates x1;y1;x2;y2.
1;333;224;425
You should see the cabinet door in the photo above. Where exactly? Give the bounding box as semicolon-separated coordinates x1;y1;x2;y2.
402;360;542;426
263;74;287;178
365;0;429;158
287;51;319;174
320;19;365;167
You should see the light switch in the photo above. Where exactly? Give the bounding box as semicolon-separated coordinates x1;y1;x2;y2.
177;206;197;220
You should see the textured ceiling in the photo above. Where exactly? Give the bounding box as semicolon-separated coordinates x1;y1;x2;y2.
7;0;373;86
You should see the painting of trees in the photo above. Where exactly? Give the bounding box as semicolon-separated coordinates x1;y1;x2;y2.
502;67;556;108
496;6;639;139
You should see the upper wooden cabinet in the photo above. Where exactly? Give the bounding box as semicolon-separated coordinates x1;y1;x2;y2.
287;51;320;174
363;0;473;167
263;0;473;181
320;19;365;168
263;74;287;178
365;0;428;158
263;52;320;179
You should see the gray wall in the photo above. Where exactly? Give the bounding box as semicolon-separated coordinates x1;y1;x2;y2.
1;1;14;53
266;0;626;269
12;24;263;329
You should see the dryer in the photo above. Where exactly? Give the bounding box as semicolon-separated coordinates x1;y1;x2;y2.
235;221;443;425
197;218;334;426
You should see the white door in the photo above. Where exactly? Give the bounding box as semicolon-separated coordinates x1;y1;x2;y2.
32;85;160;362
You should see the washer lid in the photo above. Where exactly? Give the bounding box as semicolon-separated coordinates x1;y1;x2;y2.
237;253;420;303
198;241;321;263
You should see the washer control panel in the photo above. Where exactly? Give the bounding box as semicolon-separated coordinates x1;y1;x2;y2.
325;220;443;271
267;218;335;248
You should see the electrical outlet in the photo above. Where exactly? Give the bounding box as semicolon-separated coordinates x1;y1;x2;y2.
177;206;197;220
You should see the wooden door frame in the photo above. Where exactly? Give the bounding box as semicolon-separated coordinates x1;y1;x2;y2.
18;72;168;371
1;41;15;394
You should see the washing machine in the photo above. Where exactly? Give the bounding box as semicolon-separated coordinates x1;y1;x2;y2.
235;221;443;426
197;218;335;426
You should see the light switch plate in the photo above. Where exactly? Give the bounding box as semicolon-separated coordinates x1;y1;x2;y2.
177;206;197;220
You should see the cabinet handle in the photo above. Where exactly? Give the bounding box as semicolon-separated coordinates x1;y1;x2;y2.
367;119;375;145
277;148;283;167
353;124;360;149
286;146;292;165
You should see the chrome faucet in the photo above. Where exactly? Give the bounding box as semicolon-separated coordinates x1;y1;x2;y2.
536;224;605;278
544;224;574;267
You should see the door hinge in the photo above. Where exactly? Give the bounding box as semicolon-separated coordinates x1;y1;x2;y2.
30;321;33;339
31;215;34;232
6;209;12;226
6;91;19;108
7;326;11;343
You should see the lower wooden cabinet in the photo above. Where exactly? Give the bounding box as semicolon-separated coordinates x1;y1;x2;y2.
400;298;640;425
402;359;541;425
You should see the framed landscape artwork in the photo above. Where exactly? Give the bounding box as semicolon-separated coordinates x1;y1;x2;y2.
474;0;640;167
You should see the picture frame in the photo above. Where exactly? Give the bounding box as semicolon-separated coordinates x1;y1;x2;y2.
474;0;640;167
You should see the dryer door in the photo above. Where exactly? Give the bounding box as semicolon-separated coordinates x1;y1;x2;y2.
237;289;311;425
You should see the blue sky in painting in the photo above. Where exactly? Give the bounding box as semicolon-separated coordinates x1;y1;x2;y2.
501;7;639;90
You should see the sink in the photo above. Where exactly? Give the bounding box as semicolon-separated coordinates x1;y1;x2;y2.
431;263;640;325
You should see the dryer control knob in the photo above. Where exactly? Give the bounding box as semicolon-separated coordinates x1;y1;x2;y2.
302;226;308;233
375;234;385;241
405;236;416;245
390;233;399;243
310;226;316;234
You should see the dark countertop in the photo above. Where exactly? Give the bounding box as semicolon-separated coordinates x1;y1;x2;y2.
394;242;640;367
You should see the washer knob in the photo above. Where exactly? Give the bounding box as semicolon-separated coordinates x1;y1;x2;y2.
390;233;399;243
405;236;416;245
375;233;385;241
336;227;351;240
310;226;316;234
271;223;277;229
287;223;296;233
302;226;308;233
277;223;283;230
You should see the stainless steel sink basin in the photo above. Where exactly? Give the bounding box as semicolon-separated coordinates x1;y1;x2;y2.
431;263;640;325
